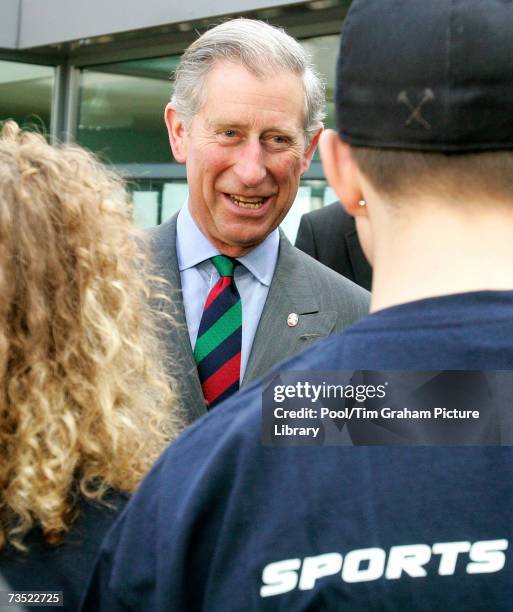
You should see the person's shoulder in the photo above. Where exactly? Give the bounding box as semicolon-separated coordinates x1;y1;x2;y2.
286;239;369;305
158;331;351;463
301;201;354;228
145;215;178;246
152;380;264;482
144;216;180;276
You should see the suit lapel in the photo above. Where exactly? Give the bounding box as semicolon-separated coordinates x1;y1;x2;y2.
150;215;206;423
243;233;338;385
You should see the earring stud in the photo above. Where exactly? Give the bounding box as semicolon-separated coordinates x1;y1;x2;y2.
358;200;366;207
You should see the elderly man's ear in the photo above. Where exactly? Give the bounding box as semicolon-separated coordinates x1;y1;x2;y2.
164;104;188;163
300;128;323;175
319;129;367;219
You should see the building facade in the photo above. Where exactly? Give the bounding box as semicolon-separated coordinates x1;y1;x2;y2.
0;0;349;238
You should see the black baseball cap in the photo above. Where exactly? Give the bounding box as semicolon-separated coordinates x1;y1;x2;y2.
336;0;513;152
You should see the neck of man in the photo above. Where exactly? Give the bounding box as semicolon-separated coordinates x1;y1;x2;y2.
369;196;513;313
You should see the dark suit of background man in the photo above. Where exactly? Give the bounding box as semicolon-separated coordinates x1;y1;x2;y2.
295;201;372;291
149;19;369;425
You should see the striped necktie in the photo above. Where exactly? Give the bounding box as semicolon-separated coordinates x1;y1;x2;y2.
194;255;242;408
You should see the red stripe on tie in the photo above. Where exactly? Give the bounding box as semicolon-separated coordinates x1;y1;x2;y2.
202;352;241;405
204;276;231;309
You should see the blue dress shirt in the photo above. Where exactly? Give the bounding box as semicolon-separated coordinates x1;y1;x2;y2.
176;203;279;381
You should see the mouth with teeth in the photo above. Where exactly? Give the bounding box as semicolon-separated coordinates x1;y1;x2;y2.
228;194;269;209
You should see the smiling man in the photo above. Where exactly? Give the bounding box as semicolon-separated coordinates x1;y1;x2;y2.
84;3;513;611
151;19;369;423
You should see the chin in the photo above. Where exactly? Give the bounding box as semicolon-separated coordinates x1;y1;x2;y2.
216;234;264;257
222;226;268;247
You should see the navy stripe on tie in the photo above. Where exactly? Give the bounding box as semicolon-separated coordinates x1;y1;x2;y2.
197;327;242;378
197;284;239;337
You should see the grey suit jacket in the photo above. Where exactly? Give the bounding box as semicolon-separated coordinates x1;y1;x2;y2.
295;202;372;291
148;214;370;425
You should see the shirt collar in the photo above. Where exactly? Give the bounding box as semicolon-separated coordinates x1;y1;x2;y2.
176;202;279;287
177;202;218;270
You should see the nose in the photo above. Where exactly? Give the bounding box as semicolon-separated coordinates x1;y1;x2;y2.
232;139;267;187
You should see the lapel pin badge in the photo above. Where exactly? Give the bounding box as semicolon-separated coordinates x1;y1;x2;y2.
287;313;299;327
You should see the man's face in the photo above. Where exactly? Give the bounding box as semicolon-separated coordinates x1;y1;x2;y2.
166;61;321;257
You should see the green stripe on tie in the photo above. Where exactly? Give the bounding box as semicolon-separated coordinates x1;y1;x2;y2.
194;301;242;364
211;255;235;277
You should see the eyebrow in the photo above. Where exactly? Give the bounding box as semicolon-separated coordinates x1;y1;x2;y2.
206;120;246;130
206;119;299;137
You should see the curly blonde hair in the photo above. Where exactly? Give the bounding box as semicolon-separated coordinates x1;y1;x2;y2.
0;121;180;550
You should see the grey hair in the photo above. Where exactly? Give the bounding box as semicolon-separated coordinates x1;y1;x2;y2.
171;18;325;143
